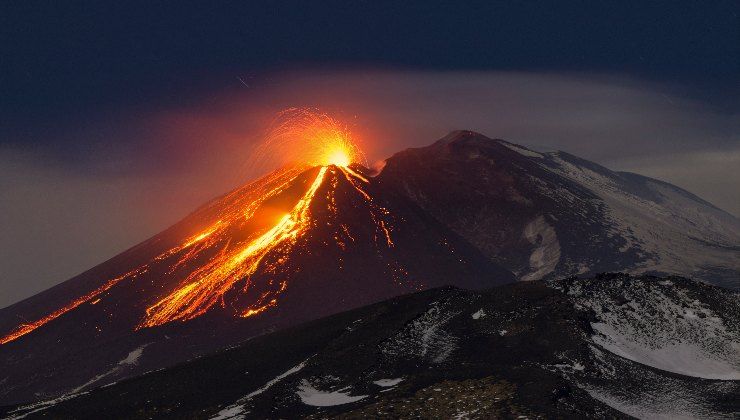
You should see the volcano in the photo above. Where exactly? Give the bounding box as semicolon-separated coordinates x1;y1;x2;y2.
1;130;738;405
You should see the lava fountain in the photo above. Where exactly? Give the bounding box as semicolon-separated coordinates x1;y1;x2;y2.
249;107;366;171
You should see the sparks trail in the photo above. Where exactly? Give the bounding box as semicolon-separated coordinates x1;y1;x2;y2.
0;109;402;344
249;108;366;173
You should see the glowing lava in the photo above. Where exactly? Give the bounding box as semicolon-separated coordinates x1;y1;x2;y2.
250;107;365;170
0;267;146;345
139;166;329;327
0;108;399;344
325;148;351;167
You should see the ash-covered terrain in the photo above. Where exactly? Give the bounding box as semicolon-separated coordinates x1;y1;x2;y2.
1;131;738;407
4;274;737;419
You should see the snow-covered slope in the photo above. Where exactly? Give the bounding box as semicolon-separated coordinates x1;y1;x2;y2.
554;275;740;419
543;151;740;287
8;274;736;419
558;276;739;380
380;131;739;288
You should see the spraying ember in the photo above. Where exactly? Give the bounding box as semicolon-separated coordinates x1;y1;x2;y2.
249;108;366;171
0;108;397;343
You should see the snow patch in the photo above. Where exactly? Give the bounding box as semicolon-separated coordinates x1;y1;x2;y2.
246;359;308;398
521;216;561;281
381;301;459;363
591;322;739;380
471;309;486;319
211;357;310;420
119;346;145;366
501;142;543;158
373;378;403;387
6;391;88;419
567;278;740;380
70;344;149;393
296;380;367;406
554;361;585;372
210;405;248;420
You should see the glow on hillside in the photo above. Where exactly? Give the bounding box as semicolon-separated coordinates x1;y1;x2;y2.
0;109;401;345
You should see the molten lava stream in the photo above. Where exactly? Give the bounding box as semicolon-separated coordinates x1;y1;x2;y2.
139;166;329;327
337;166;394;248
0;268;146;345
0;166;302;345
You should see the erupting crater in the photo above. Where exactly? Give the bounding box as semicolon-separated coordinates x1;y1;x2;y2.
0;108;395;343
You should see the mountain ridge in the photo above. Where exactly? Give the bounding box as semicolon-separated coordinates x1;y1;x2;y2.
1;131;738;405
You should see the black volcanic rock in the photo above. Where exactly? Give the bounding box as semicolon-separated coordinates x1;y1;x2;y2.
1;131;738;406
4;274;737;419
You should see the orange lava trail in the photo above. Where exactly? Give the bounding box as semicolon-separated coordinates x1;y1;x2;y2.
0;267;146;345
153;166;304;264
139;166;329;327
0;167;301;345
338;166;395;248
0;109;402;344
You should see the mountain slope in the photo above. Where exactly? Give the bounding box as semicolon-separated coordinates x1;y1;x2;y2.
5;274;737;419
0;164;513;405
1;131;737;405
379;131;740;286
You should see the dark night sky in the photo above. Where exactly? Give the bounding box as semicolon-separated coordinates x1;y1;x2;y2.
2;1;738;129
1;1;739;307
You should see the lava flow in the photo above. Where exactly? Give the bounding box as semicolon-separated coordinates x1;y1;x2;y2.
0;108;398;344
0;268;147;345
140;165;329;327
